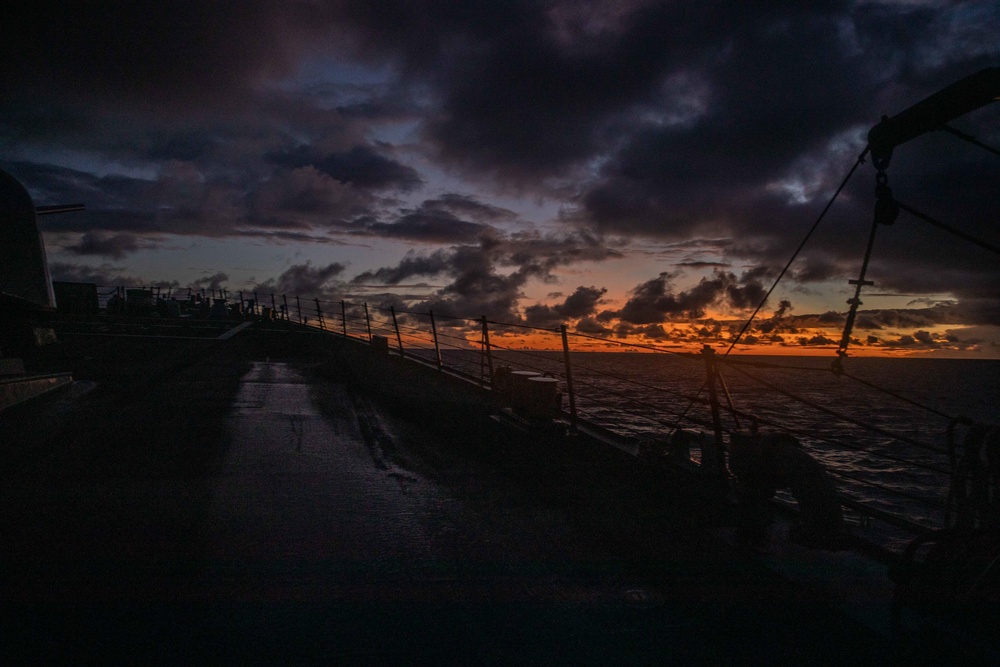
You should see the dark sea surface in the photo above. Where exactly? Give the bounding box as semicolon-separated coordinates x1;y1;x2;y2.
454;350;1000;548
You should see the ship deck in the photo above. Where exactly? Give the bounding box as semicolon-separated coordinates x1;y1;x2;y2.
0;325;987;663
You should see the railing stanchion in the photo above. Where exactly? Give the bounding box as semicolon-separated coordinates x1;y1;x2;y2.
429;310;443;370
283;294;289;321
239;291;245;315
391;306;404;357
560;324;578;429
253;291;259;316
341;300;348;337
315;298;325;330
364;303;372;340
702;345;727;479
271;293;277;316
295;295;302;323
481;317;494;387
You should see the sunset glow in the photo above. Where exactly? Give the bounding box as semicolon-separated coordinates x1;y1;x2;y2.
2;2;997;358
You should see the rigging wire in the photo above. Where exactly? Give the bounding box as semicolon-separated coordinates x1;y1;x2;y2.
569;376;709;432
721;398;951;475
941;124;1000;159
567;358;709;406
840;370;971;426
721;359;948;456
725;145;872;355
894;199;1000;257
710;354;969;431
667;147;871;435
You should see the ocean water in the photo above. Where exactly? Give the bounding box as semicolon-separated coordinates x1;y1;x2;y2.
465;350;1000;543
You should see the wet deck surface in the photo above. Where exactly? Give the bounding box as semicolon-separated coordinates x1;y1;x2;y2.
1;356;922;663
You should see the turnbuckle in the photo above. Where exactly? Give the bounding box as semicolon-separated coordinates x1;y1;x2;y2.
873;172;899;226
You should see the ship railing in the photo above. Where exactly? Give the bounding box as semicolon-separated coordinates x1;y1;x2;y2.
80;284;980;551
279;297;966;547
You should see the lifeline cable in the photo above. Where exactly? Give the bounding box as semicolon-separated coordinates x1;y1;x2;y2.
569;330;698;359
894;199;1000;257
941;124;1000;159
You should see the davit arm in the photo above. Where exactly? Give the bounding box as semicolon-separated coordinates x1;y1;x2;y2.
867;67;1000;170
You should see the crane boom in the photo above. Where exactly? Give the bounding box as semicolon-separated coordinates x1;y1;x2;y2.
867;67;1000;169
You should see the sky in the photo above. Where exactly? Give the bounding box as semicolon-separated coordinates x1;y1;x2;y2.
2;0;998;357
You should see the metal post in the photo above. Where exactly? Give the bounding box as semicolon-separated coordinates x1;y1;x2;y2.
239;291;245;315
295;295;302;323
560;325;578;428
429;310;443;370
253;292;259;316
315;298;325;330
283;294;289;321
390;306;404;357
341;300;348;337
702;345;727;478
481;316;494;388
364;303;372;340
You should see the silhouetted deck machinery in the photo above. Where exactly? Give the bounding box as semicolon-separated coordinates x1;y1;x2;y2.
0;167;82;409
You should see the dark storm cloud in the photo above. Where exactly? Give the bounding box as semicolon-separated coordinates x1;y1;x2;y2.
236;230;344;244
798;334;838;347
421;194;517;222
617;269;771;324
532;2;999;317
191;272;230;291
351;250;451;285
3;1;997;329
570;3;996;228
48;261;173;288
0;1;333;108
8;159;379;239
315;146;421;190
364;209;490;244
132;130;218;162
678;261;731;269
741;301;992;342
255;261;347;298
249;166;375;228
351;230;620;320
4;161;152;228
355;193;518;244
524;285;607;327
270;145;422;191
574;316;613;336
64;232;147;259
